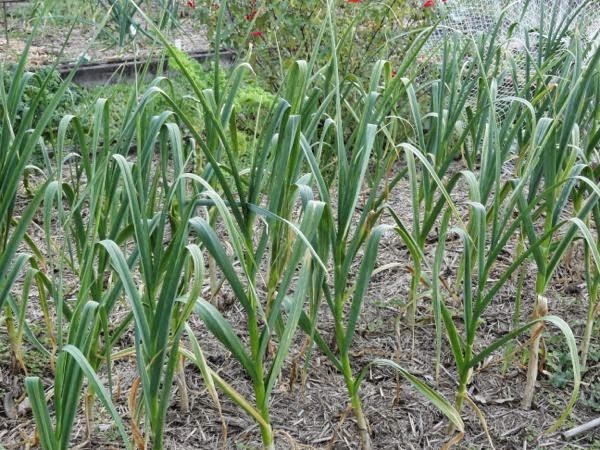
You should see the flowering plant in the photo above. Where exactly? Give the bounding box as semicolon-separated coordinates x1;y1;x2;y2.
200;0;423;86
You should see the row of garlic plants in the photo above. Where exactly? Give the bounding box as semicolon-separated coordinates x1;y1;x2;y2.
1;1;598;449
396;3;600;432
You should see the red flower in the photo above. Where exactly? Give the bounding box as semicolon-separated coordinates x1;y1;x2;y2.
186;0;196;8
391;69;397;77
251;31;264;37
348;0;363;3
423;0;434;6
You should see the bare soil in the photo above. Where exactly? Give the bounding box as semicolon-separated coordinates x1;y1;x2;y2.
1;4;209;67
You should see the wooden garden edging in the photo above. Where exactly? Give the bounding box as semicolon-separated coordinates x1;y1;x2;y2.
58;49;236;86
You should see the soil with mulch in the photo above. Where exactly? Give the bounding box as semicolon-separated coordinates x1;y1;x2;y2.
1;156;599;450
0;3;208;68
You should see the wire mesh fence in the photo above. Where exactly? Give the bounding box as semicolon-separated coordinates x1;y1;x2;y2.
415;0;599;122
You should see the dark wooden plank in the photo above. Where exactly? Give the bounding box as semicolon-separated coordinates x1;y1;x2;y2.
58;49;236;87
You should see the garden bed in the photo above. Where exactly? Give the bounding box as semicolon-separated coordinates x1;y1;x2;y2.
0;171;598;449
1;1;600;450
1;1;209;68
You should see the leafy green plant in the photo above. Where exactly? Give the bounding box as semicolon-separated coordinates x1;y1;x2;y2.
100;151;205;449
190;188;326;449
25;315;132;450
1;65;81;140
25;64;221;450
266;5;465;449
427;177;582;433
0;32;73;343
167;48;275;135
514;40;600;410
580;206;600;369
122;6;330;448
21;37;206;448
387;33;488;342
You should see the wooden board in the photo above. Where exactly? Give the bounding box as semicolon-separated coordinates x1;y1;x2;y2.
58;49;236;87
